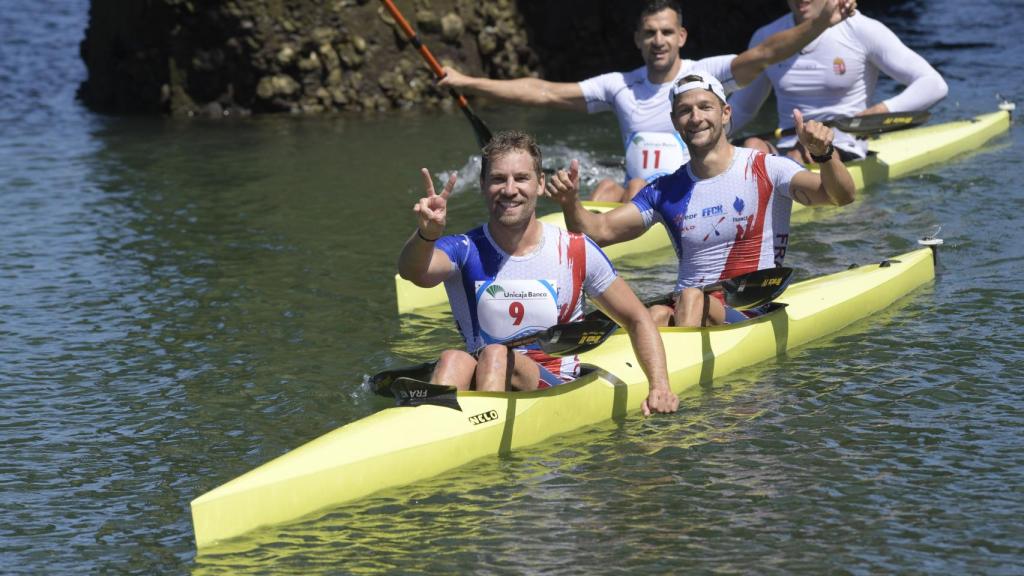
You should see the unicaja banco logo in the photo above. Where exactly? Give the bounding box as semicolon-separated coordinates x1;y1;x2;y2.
486;284;504;297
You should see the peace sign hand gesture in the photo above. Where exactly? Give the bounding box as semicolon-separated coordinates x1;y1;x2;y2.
414;168;457;240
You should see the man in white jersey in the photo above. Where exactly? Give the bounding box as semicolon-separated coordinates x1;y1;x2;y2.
546;72;856;327
398;130;678;415
439;0;856;202
729;1;948;162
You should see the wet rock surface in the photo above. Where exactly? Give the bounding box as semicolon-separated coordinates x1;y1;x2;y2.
77;0;907;116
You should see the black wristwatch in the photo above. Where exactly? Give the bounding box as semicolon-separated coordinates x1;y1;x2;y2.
809;143;834;163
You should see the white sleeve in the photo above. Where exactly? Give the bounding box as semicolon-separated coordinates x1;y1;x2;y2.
767;155;807;199
577;72;619;114
857;17;948;112
727;73;773;136
583;236;618;297
690;55;739;92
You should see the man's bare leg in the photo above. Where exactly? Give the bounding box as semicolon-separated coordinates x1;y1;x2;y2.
473;344;543;391
433;349;478;390
674;288;727;328
591;178;628;202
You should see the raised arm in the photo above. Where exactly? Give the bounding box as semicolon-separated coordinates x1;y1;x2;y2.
857;18;948;116
727;72;774;136
730;0;857;86
398;169;457;287
788;110;856;207
438;66;587;111
546;160;649;246
591;278;677;416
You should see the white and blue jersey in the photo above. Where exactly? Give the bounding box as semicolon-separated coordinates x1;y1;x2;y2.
578;58;738;183
632;148;804;290
436;222;617;384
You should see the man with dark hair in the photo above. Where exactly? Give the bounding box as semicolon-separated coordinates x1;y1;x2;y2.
439;0;855;201
546;72;856;327
398;130;678;416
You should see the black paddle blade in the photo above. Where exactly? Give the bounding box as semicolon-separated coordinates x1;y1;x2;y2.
388;377;461;411
537;317;619;357
716;267;794;310
770;111;932;139
371;361;437;397
828;111;931;135
460;105;493;148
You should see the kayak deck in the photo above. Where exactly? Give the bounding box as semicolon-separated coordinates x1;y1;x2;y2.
394;109;1008;314
193;246;936;551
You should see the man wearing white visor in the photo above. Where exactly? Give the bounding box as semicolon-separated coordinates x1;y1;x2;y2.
546;72;857;327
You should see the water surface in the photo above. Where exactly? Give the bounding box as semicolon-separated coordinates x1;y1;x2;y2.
1;1;1022;573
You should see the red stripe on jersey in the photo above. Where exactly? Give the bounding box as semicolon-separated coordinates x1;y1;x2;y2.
559;232;587;323
524;348;579;384
721;152;774;280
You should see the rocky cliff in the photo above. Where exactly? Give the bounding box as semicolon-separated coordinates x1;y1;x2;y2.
77;0;906;116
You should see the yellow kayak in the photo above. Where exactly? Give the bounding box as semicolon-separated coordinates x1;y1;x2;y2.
193;244;937;551
395;109;1009;314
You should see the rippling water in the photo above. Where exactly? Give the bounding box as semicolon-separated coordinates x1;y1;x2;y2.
2;0;1022;573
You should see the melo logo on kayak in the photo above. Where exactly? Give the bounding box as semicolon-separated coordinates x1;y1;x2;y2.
468;410;500;425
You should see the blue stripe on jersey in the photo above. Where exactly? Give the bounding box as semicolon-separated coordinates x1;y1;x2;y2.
584;235;616;274
632;168;697;263
437;228;508;346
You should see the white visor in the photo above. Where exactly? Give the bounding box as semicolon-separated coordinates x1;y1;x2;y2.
669;71;727;104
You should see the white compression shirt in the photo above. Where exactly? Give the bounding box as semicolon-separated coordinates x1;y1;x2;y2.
579;57;737;182
728;11;948;158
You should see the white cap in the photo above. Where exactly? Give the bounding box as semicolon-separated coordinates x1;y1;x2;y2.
669;71;727;104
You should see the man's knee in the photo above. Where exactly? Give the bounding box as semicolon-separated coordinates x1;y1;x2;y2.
675;288;706;328
591;178;627;203
475;344;507;367
648;304;674;326
434;349;476;390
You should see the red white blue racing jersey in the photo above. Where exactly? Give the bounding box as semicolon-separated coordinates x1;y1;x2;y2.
436;222;617;383
631;148;804;289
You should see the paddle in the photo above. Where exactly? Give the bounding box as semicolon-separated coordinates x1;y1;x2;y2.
389;377;461;410
379;0;493;148
762;111;931;139
373;267;795;393
371;318;617;397
707;266;794;309
541;266;795;356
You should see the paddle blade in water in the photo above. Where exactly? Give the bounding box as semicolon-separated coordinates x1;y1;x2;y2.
389;377;461;411
371;361;437;397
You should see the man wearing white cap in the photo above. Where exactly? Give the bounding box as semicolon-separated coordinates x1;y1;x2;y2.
438;0;856;202
545;72;856;327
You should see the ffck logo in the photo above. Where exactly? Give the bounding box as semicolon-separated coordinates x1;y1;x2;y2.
702;205;723;217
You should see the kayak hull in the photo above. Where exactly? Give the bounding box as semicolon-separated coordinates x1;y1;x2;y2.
193;246;936;550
